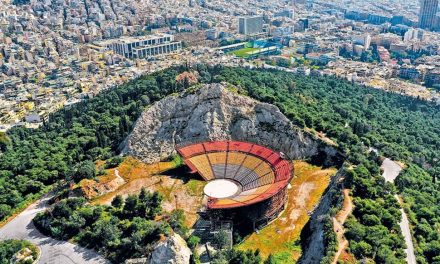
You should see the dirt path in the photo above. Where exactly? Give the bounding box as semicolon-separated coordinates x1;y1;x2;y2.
336;189;353;224
332;189;353;264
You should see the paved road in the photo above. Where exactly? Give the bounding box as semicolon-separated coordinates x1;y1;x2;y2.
396;195;417;264
381;159;416;264
0;196;108;264
381;158;402;183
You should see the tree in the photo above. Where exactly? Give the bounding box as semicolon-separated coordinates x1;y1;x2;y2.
111;195;124;209
264;254;276;264
213;230;229;250
0;132;10;152
33;196;172;263
228;249;262;264
187;235;201;250
425;240;440;263
351;241;373;258
211;252;229;264
376;245;401;263
90;217;122;249
361;214;381;226
105;156;124;169
123;194;139;218
344;218;366;242
211;249;262;264
139;188;147;201
74;160;96;182
146;192;162;218
169;209;187;236
0;204;11;220
0;240;38;263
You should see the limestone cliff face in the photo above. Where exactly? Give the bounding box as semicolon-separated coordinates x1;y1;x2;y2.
148;234;191;264
124;83;339;164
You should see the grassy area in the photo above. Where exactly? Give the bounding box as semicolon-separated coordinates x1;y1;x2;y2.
186;179;206;196
237;161;337;262
170;154;184;167
90;156;206;226
230;47;262;58
91;156;179;204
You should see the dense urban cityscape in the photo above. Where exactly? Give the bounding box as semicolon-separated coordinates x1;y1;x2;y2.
1;0;440;131
0;1;439;264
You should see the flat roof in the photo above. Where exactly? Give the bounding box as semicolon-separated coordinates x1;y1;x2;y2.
94;33;174;46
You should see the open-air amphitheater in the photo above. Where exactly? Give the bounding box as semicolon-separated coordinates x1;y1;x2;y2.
177;140;292;227
124;83;344;256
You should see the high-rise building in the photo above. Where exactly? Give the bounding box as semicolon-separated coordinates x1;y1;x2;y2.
274;10;294;19
419;0;439;30
238;16;264;35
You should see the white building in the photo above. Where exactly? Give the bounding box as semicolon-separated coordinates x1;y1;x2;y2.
25;113;41;123
95;34;182;59
238;16;264;35
404;28;424;42
353;34;371;51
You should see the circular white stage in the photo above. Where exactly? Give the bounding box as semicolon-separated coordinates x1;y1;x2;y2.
204;179;240;199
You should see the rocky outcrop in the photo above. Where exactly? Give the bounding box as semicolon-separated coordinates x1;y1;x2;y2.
298;166;346;264
79;169;125;199
148;234;191;264
124;83;341;165
11;247;38;264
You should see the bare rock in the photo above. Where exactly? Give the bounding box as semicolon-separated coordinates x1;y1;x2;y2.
11;247;36;264
148;234;191;264
124;83;340;165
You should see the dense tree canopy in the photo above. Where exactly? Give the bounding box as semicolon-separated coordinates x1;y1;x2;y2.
0;68;182;221
211;249;263;264
204;66;439;263
1;65;439;263
33;190;169;263
396;165;440;263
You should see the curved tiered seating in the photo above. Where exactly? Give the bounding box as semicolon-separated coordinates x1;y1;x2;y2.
188;155;214;180
176;141;292;209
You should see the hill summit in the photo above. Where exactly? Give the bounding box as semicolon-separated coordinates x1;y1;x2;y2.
124;83;339;164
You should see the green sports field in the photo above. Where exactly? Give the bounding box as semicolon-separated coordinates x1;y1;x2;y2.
230;47;262;58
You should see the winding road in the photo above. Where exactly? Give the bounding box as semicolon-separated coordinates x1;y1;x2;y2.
395;195;417;264
381;158;416;264
381;158;403;183
0;195;108;264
